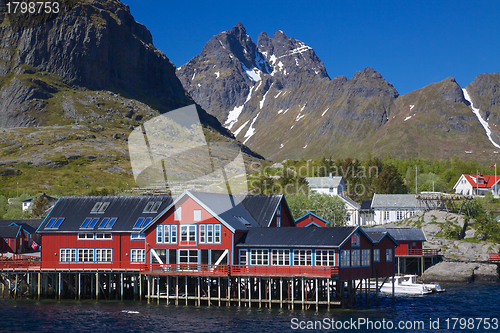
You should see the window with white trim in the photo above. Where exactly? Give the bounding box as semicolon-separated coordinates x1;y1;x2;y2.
78;249;94;262
214;225;221;243
131;249;145;262
77;233;94;240
130;234;145;240
95;233;112;240
361;249;370;267
179;249;198;264
180;225;196;245
373;249;380;262
157;225;163;243
340;250;350;267
315;250;335;266
396;211;404;220
293;250;312;266
193;209;201;221
95;249;112;261
174;207;181;221
250;249;269;265
60;249;76;262
271;249;290;265
239;249;248;265
384;211;390;220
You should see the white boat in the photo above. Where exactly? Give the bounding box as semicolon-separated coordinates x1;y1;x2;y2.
363;275;445;295
400;274;445;293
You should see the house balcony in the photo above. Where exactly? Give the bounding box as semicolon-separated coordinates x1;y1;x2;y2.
395;248;438;257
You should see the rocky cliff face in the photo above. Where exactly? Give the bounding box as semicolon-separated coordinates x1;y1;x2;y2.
0;0;193;128
177;23;500;162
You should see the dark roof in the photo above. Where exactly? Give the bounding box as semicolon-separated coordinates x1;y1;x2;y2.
185;192;261;231
367;228;426;242
0;225;22;238
0;219;43;234
22;193;58;203
361;200;372;210
238;194;283;227
371;194;423;209
236;227;357;248
39;196;173;233
363;230;388;242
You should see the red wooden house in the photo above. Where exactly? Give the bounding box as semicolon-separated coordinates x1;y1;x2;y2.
37;196;174;270
0;224;27;254
295;212;328;228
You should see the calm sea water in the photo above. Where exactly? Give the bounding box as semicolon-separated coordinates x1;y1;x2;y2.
0;283;498;332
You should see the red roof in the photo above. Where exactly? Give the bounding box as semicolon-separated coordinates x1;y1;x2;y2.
463;173;500;188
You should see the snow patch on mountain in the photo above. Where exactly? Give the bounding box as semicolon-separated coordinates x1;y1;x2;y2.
404;115;413;121
233;120;249;136
215;71;220;79
241;62;262;81
255;52;273;74
259;84;272;109
321;108;329;117
243;112;260;144
225;86;255;130
463;88;500;149
274;91;282;99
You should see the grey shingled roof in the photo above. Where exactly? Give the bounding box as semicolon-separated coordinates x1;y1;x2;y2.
188;192;261;231
0;225;22;238
39;196;173;233
371;194;423;209
306;176;343;189
367;228;426;242
238;194;283;227
0;219;43;234
236;227;357;248
361;200;372;210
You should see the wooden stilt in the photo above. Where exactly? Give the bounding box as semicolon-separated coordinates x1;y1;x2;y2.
58;273;62;301
279;277;283;309
157;276;161;305
315;278;319;312
197;277;201;306
185;276;188;306
258;277;262;308
121;273;124;302
268;278;271;308
301;278;304;310
175;276;178;306
96;273;99;301
147;276;151;304
227;277;230;307
207;278;211;307
217;277;221;307
238;277;241;307
327;278;330;311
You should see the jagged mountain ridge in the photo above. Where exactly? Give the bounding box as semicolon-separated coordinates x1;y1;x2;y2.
177;22;500;162
0;1;263;185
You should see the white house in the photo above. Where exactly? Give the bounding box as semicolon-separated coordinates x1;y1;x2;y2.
306;175;360;226
22;193;58;212
371;194;425;225
453;173;500;197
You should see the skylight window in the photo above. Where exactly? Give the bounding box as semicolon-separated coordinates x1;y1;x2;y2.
91;202;110;213
81;217;99;229
46;218;57;228
133;217;152;229
143;201;162;213
98;217;117;229
53;218;65;228
234;216;251;225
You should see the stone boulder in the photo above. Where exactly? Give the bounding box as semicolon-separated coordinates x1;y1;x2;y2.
422;261;499;283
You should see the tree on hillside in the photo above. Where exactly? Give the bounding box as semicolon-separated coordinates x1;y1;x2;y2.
29;196;50;218
286;192;348;226
375;165;407;194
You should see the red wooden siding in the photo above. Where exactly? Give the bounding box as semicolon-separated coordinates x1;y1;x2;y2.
145;197;235;264
295;214;327;228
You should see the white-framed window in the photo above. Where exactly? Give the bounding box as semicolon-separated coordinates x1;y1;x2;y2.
77;233;94;240
271;249;290;265
95;249;112;261
157;225;163;243
207;224;213;243
194;209;201;221
361;249;370;267
171;225;177;243
174;207;182;221
315;250;335;266
351;233;360;246
276;203;281;227
131;249;145;262
250;249;269;265
373;249;380;262
199;225;206;243
351;249;360;267
95;233;112;240
239;249;248;265
396;211;404;220
293;250;312;266
78;249;94;262
179;249;198;264
386;249;393;262
180;225;196;244
340;250;350;267
130;233;145;241
60;249;76;262
214;225;221;243
384;211;390;220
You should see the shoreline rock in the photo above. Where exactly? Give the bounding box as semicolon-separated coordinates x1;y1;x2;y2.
422;261;499;283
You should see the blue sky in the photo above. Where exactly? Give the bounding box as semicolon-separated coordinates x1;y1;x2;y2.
124;0;499;95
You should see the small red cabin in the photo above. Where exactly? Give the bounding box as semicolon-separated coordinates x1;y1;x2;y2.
295;212;328;228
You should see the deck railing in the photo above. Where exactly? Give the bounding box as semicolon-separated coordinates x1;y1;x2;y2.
0;259;339;278
395;248;438;256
